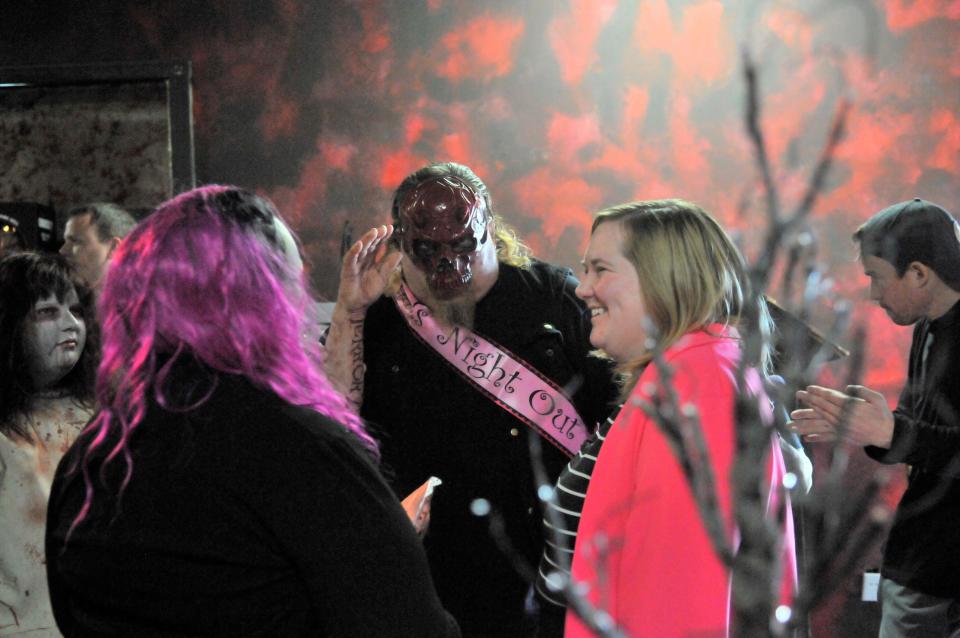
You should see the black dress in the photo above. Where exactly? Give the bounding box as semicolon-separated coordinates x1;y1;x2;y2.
46;373;460;638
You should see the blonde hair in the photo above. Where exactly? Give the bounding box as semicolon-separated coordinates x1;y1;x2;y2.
491;213;531;268
592;199;773;393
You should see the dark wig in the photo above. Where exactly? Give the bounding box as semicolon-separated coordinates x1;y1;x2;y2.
0;252;97;437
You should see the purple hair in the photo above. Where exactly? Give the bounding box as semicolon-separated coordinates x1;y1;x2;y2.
69;185;375;536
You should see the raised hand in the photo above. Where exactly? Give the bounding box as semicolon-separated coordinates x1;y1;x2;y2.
337;225;404;314
325;225;403;409
790;384;894;448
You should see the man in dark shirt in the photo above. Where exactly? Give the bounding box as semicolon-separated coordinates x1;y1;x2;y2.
60;202;136;295
324;162;614;637
791;198;960;636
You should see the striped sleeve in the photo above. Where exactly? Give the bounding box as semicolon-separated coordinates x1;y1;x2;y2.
535;408;619;606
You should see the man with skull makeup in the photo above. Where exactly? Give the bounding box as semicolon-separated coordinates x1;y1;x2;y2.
325;162;614;638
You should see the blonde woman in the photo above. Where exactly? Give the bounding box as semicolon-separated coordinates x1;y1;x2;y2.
565;200;796;637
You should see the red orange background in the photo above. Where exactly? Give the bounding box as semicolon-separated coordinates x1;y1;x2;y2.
5;2;959;633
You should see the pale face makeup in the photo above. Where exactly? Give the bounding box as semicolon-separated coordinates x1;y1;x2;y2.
23;288;86;390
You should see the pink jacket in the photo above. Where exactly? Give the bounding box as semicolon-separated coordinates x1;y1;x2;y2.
565;326;796;638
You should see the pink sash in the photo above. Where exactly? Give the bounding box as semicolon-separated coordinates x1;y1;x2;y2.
394;282;589;457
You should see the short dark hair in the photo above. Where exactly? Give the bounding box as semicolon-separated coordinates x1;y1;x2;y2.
853;198;960;292
67;202;137;243
0;252;97;436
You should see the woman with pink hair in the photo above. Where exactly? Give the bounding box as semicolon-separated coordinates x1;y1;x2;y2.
46;186;460;637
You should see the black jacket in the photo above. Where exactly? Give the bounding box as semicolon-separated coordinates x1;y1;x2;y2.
866;299;960;597
46;373;460;637
361;261;615;637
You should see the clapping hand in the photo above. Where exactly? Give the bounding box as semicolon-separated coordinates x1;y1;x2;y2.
790;384;895;448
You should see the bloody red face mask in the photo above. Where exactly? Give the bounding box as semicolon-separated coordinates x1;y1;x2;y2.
397;176;489;298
